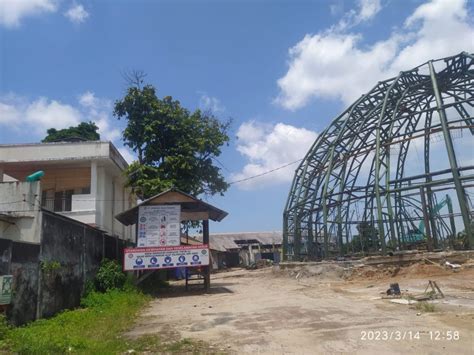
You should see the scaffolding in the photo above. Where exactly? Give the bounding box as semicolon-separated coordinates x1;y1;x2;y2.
283;52;474;260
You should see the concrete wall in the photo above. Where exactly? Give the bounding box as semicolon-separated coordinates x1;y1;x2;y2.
93;164;134;241
0;210;128;325
8;242;41;324
0;181;42;244
39;211;127;320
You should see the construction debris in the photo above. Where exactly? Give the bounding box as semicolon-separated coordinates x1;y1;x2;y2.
390;299;417;305
445;261;461;270
386;283;401;296
422;280;444;299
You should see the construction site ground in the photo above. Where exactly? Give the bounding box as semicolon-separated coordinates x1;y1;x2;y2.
128;260;474;354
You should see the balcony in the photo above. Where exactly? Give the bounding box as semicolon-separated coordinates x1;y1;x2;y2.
41;192;96;225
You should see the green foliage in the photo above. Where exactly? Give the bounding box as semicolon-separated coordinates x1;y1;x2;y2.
40;260;61;274
0;314;10;343
2;289;148;354
113;84;230;198
344;222;380;254
94;259;127;292
415;301;436;312
0;289;211;354
42;121;100;143
455;221;473;249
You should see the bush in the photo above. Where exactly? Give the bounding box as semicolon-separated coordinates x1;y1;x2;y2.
4;289;149;354
0;314;10;342
94;259;127;292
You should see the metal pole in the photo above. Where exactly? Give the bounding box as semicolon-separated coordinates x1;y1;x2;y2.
446;195;456;248
429;61;472;248
420;187;434;251
203;219;210;292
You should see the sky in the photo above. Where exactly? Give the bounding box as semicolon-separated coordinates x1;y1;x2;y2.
0;0;473;233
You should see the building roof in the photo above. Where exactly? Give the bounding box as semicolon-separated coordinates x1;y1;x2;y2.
0;141;128;177
195;231;283;252
115;188;228;225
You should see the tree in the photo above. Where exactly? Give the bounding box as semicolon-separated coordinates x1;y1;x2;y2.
113;83;230;198
42;121;100;142
350;221;379;253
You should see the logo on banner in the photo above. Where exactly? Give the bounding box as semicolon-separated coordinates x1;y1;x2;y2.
191;254;201;265
134;257;145;269
150;257;158;265
162;255;174;267
177;255;187;266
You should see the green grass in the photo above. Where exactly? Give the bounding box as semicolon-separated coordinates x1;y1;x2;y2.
415;301;437;313
0;289;209;354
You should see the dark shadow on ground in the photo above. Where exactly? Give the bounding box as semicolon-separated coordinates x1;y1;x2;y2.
144;284;234;299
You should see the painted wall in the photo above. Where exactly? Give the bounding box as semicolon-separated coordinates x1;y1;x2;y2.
0;181;42;244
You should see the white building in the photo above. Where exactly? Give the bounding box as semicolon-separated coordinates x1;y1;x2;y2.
0;141;135;243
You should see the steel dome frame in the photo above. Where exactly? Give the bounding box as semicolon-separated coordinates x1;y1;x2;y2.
283;52;474;260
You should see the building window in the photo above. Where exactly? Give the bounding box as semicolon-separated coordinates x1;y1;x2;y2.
43;189;74;212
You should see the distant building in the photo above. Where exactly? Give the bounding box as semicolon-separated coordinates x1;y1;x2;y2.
195;231;282;269
0;141;135;242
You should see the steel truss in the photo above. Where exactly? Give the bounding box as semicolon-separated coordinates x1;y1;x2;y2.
283;52;474;260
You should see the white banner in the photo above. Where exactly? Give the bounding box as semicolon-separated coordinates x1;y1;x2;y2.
137;205;181;247
123;245;210;271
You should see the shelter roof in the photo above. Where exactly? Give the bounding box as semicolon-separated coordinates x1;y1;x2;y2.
115;188;228;225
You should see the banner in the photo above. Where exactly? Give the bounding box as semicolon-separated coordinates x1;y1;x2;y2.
137;205;181;247
123;245;209;271
0;275;12;305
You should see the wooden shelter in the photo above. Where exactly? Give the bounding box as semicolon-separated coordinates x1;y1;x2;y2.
115;188;228;290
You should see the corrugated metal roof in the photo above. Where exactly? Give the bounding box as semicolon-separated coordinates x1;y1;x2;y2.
195;231;282;252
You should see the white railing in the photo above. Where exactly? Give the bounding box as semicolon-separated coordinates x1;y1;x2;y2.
71;194;95;211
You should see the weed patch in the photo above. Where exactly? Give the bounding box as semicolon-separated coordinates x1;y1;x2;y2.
415;301;437;312
0;289;210;354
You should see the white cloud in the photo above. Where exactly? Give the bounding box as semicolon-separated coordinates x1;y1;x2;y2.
276;0;474;110
334;0;382;31
64;3;89;24
329;1;344;16
357;0;382;22
0;91;121;142
0;95;82;133
25;97;82;130
0;102;21;124
231;121;317;189
95;113;121;142
118;147;135;164
0;0;57;28
199;93;225;113
78;91;97;107
78;91;120;141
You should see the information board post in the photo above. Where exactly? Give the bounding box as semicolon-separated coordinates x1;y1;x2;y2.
203;219;210;291
115;188;228;293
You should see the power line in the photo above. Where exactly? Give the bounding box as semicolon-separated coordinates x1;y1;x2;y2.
228;159;302;185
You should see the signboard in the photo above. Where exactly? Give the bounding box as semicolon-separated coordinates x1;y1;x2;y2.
0;275;13;305
137;205;181;247
124;245;209;271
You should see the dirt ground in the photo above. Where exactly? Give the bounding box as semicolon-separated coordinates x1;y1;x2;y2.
128;263;474;354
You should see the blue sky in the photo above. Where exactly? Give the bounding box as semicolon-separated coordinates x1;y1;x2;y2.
1;0;473;232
